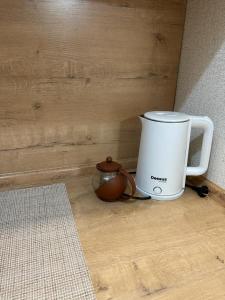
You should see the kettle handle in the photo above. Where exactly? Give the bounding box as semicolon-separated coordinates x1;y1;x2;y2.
119;168;136;199
186;116;214;176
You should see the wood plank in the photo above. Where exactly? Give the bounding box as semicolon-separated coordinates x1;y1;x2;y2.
69;176;225;300
0;0;186;175
1;174;225;300
0;76;177;125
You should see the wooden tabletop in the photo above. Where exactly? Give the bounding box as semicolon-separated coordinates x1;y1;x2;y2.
65;176;225;300
2;175;225;299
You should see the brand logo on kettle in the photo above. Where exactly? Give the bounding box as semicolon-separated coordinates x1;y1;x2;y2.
151;176;167;182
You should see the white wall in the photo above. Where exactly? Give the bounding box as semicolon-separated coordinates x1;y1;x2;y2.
175;0;225;189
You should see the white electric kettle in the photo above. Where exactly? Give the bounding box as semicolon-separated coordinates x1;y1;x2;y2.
136;111;214;200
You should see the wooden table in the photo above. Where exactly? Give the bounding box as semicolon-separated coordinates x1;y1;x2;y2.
2;175;225;299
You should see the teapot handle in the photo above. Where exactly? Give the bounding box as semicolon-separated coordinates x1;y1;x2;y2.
119;168;136;199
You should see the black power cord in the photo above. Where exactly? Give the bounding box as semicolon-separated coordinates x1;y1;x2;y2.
185;184;209;198
123;171;151;200
122;192;151;200
124;171;209;200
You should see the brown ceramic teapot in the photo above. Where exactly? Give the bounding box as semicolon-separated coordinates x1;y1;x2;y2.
93;156;136;202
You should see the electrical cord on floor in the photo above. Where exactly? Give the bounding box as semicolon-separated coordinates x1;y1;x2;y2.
126;171;209;199
185;184;209;198
122;192;151;200
123;171;151;200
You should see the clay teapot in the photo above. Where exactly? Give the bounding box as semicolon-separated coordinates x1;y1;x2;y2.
93;156;136;202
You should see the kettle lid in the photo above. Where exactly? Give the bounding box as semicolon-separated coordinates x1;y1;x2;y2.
96;156;121;172
144;111;189;123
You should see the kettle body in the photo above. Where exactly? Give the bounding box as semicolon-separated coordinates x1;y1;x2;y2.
136;111;214;200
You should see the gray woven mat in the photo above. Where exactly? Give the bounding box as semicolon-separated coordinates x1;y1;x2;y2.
0;183;96;300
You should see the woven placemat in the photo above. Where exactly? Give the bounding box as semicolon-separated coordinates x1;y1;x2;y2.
0;183;96;300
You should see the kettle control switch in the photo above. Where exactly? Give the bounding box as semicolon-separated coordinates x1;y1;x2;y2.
153;186;162;194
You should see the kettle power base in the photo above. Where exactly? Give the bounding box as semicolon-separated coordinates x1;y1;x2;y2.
136;186;184;201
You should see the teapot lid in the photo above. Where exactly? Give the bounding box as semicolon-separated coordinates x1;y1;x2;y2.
96;156;121;172
144;111;189;123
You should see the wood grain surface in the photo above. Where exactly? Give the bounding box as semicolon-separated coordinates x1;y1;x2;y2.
61;176;225;300
0;0;186;176
1;174;225;300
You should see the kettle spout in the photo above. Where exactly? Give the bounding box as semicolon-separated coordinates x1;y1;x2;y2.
139;114;147;126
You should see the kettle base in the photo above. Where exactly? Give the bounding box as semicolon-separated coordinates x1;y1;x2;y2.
136;186;184;201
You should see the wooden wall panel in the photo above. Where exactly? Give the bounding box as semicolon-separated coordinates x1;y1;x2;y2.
0;0;186;176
